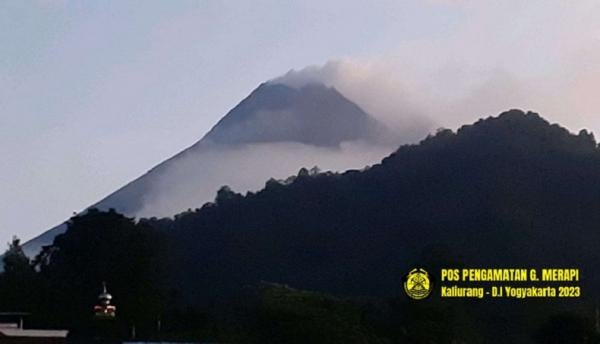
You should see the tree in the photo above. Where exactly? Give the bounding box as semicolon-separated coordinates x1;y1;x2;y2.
215;185;241;205
0;236;37;312
3;236;32;276
38;209;169;336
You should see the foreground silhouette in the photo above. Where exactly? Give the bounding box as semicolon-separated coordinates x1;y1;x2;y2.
3;110;600;343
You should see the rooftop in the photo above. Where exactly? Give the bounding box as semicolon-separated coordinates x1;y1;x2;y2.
0;328;68;338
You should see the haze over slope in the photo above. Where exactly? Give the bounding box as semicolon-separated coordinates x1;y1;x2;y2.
22;82;395;256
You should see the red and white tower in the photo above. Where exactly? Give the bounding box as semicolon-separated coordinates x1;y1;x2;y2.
94;282;116;318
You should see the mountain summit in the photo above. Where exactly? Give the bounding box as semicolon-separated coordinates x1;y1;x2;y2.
202;82;389;146
21;81;391;257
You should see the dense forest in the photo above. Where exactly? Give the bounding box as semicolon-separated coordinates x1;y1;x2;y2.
3;110;600;343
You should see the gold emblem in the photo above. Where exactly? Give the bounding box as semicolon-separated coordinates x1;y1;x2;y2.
403;268;432;300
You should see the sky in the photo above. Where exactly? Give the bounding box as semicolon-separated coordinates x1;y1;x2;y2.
1;0;600;247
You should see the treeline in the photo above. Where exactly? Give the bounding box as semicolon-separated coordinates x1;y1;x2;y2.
2;222;599;344
3;110;600;342
0;215;488;343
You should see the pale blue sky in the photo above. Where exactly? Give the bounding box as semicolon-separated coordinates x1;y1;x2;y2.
1;1;599;247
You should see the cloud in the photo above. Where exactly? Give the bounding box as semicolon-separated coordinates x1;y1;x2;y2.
269;0;600;137
135;141;391;218
134;60;441;219
415;0;600;133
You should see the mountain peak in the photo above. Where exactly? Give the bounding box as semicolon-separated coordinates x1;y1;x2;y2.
19;80;392;258
201;81;390;147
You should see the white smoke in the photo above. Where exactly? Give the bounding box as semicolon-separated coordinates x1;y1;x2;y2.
135;141;391;218
269;0;600;137
271;60;435;142
271;56;600;139
133;63;436;218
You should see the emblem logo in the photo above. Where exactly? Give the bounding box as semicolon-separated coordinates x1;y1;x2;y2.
403;268;432;300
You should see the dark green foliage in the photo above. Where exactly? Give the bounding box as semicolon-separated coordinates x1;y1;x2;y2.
3;237;32;276
0;237;39;312
226;284;372;344
1;210;170;338
4;110;600;342
41;209;169;333
164;111;600;307
535;313;600;344
161;110;600;341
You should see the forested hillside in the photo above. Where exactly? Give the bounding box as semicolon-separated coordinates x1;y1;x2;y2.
3;110;600;343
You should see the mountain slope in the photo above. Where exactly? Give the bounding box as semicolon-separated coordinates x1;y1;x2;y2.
22;82;391;257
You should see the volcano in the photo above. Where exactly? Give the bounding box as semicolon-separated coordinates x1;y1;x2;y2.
22;81;392;257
